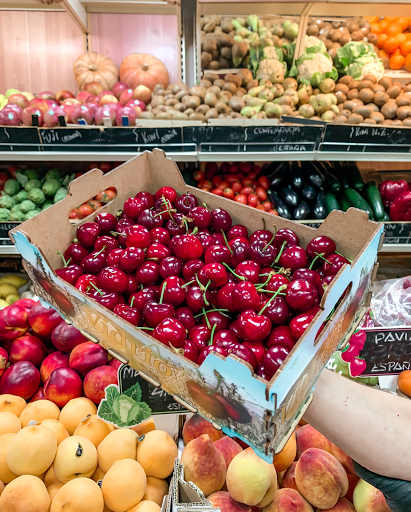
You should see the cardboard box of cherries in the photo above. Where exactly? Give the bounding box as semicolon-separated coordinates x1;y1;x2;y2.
10;150;384;460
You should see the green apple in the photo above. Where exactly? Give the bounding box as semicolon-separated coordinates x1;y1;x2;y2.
5;88;20;98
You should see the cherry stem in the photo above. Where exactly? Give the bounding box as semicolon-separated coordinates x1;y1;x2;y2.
116;210;123;217
258;285;288;315
130;297;135;307
258;289;286;295
309;252;325;269
93;245;107;259
222;262;245;281
255;271;275;290
314;252;332;265
195;308;229;318
336;251;352;263
202;308;211;329
263;231;276;252
221;230;233;255
192;226;199;236
89;282;104;296
202;203;208;210
72;238;78;243
154;208;176;219
139;327;154;331
57;252;71;268
208;323;217;346
183;218;190;234
274;241;287;264
181;280;195;288
110;231;124;238
159;282;166;304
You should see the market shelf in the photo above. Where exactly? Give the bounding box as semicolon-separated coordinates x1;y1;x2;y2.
0;151;197;162
197;150;317;162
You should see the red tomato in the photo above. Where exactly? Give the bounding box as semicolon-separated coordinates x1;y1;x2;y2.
232;182;242;193
255;187;268;201
217;181;229;191
95;190;116;203
235;172;243;180
229;164;239;174
226;174;239;185
239;162;252;174
252;180;258;190
254;165;262;175
198;180;212;190
223;188;235;200
248;194;259;206
247;171;258;180
258;176;270;190
88;200;102;210
256;204;266;211
240;186;253;196
263;201;273;211
211;188;223;196
268;209;279;216
107;187;116;192
69;208;80;220
200;187;211;192
78;204;94;218
234;194;248;205
193;171;205;182
8;166;19;179
212;175;223;187
0;172;10;191
75;172;84;178
242;178;253;187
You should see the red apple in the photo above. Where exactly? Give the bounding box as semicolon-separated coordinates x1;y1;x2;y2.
86;95;100;105
22;107;44;127
51;321;88;353
126;99;146;112
77;91;93;104
44;107;68;127
116;106;137;126
119;89;134;106
99;95;118;107
40;351;70;383
37;91;55;100
5;104;23;116
9;334;47;368
0;347;8;378
28;303;63;336
0;360;40;400
98;89;113;99
85;82;104;96
29;387;46;402
8;93;29;109
62;98;81;106
112;82;128;99
108;358;122;371
61;104;77;123
83;366;118;404
45;99;58;109
28;98;49;113
44;367;83;407
72;105;95;125
0;109;21;126
133;85;151;105
55;90;75;104
22;92;35;102
69;341;108;378
95;106;116;126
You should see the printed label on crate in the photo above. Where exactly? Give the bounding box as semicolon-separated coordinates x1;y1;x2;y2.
0;127;42;151
339;328;411;377
183;125;323;152
321;124;411;153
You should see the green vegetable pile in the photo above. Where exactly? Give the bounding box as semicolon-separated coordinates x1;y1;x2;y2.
0;167;73;222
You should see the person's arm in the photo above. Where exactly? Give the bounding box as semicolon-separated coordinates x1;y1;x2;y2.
303;369;411;481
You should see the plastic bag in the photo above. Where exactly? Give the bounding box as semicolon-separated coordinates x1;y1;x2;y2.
370;276;411;327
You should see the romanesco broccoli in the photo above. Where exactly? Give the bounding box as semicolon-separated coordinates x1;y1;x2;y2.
20;200;36;213
27;188;45;205
25;179;41;193
23;169;38;181
41;201;53;211
42;179;61;197
4;180;20;196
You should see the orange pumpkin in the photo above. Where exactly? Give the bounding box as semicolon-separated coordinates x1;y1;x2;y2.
73;52;119;91
119;53;169;91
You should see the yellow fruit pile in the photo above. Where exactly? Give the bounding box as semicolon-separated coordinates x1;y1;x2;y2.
0;394;178;512
0;275;28;308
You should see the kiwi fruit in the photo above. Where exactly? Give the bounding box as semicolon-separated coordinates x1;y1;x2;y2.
370;112;385;124
351;30;364;41
199;79;212;89
335;91;347;104
203;72;219;83
189;113;206;122
237;69;254;87
307;24;319;36
208;86;221;96
246;80;259;90
331;30;342;42
223;82;237;94
204;92;218;107
201;52;212;68
334;115;348;124
391;120;404;126
335;83;350;95
339;76;353;86
372;84;385;94
403;118;411;127
349;80;360;90
139;112;155;120
183;108;194;116
205;108;219;120
217;94;230;105
381;102;398;119
229;96;245;112
165;98;179;107
396;106;411;120
347;113;363;124
329;42;341;59
396;94;411;107
368;103;380;113
174;102;186;112
225;73;242;87
340;109;352;117
404;84;411;93
208;61;220;70
358;88;374;104
353;105;373;118
213;79;226;89
151;96;165;108
339;32;352;46
378;76;392;91
367;33;379;45
358;80;374;90
343;100;357;112
383;119;394;125
386;85;401;99
363;118;377;124
374;92;389;107
196;104;210;114
348;22;360;32
156;112;172;120
347;88;359;100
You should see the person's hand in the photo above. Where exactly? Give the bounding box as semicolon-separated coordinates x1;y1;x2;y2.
353;461;411;512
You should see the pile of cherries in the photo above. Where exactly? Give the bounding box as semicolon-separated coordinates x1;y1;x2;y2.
56;186;350;381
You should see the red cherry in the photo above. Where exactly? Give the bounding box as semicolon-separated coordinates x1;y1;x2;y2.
146;243;171;262
98;267;128;294
137;209;163;230
227;225;248;240
175;307;196;331
292;268;322;289
198;263;227;289
81;248;107;274
106;248;124;267
143;301;175;327
154;197;175;221
118;247;145;273
285;279;318;311
204;245;231;265
201;311;229;332
136;261;159;286
250;229;272;244
248;240;277;267
75;274;98;294
128;288;158;310
227;343;258;370
261;346;289;378
307;236;336;261
243;341;266;365
190;206;212;228
289;313;315;341
126;225;151;249
153;318;186;348
323;253;350;276
229;239;249;266
95;212;117;234
150;227;170;246
273;228;299;248
94;236;118;253
155;186;177;204
265;273;289;292
182;340;199;363
159;256;183;279
266;326;295;351
216;282;236;313
237;309;272;342
213;329;239;347
56;264;83;286
185;285;208;314
211;208;232;232
64;243;89;264
123;197;145;219
232;281;260;312
175;235;203;260
76;222;101;247
124;274;138;296
279;246;307;272
198;345;228;365
90;289;121;311
161;276;186;306
135;191;154;209
175;193;198;215
261;297;289;325
188;325;211;350
235;260;260;284
113;304;142;326
182;259;204;281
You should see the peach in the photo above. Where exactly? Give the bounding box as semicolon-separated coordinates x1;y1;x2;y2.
282;462;298;491
331;443;356;477
40;352;69;383
181;434;226;497
10;334;47;368
262;488;313;512
353;480;392;512
295;448;348;510
296;425;333;459
28;304;62;336
346;473;360;503
274;432;297;473
183;415;224;444
83;366;118;404
208;491;251;512
44;368;83;408
69;342;108;378
226;448;276;507
319;497;356;511
214;437;243;470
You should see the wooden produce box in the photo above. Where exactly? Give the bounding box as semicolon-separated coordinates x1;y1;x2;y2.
10;150;384;462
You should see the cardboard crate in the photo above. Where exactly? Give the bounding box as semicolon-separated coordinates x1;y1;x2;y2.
10;150;384;461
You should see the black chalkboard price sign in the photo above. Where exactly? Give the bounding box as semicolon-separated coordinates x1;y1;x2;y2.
0;127;41;151
118;365;189;414
359;327;411;376
39;127;107;152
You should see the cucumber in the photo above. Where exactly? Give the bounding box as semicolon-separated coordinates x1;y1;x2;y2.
326;171;341;193
325;192;340;213
383;211;390;222
343;188;375;220
347;162;365;192
338;192;351;212
364;181;385;221
337;163;350;189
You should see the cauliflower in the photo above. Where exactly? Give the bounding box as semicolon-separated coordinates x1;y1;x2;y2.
14;190;28;203
25;210;41;220
45;168;62;181
4;179;20;196
54;187;68;203
27;188;45;205
0;195;15;210
257;58;287;81
9;211;26;222
335;41;383;80
292;52;337;87
0;208;10;221
42;179;61;197
304;36;326;54
20;200;36;213
25;179;41;193
262;46;282;60
351;58;385;81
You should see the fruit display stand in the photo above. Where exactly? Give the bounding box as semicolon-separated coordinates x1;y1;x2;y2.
9;149;384;460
